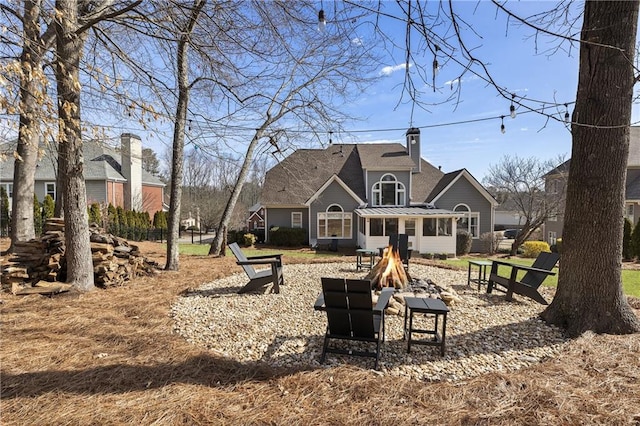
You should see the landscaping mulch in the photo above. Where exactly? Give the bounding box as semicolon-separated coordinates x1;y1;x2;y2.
1;240;639;425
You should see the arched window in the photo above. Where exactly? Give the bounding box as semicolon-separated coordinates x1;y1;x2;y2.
372;174;406;206
454;203;479;238
317;204;352;239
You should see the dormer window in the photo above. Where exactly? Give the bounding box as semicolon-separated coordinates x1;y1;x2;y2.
372;174;405;206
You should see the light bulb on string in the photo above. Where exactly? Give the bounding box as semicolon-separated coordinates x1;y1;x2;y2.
188;119;192;132
317;9;326;33
564;104;570;123
509;94;516;119
500;116;506;134
328;131;333;145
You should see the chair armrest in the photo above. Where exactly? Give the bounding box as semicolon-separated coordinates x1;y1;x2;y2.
374;287;395;313
313;293;325;311
491;260;556;276
236;259;281;266
247;253;282;260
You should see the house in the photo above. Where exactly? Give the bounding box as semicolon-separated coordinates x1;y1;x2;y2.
259;128;497;255
0;133;165;216
543;126;640;244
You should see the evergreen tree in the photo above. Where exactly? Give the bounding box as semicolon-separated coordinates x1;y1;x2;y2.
631;218;640;259
107;204;118;235
88;203;101;225
33;194;43;236
42;195;55;220
0;187;10;236
623;218;633;260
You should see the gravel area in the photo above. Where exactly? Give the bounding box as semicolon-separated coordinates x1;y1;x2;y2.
171;262;569;381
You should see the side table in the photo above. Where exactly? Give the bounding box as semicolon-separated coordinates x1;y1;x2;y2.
356;249;377;271
467;260;493;291
403;297;449;356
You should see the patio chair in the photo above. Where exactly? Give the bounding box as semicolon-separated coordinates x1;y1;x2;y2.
487;252;559;305
389;233;411;271
315;277;394;369
228;242;284;294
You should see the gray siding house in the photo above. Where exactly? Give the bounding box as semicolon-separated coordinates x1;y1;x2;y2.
259;129;497;255
543;126;640;244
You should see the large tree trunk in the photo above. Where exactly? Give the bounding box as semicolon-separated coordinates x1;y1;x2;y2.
541;0;640;336
165;0;206;270
10;0;45;247
55;0;94;291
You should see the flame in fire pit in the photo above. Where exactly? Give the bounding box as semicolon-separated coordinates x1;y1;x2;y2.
364;245;411;290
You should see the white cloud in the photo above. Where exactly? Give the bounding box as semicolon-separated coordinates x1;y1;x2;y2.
379;63;411;76
351;37;363;46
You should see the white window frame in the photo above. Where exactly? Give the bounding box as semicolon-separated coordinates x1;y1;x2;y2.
45;182;56;201
548;231;557;246
291;211;303;228
625;204;634;224
317;204;352;239
372;173;406;206
453;204;480;238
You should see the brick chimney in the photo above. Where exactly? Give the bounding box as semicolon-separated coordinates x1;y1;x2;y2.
406;127;421;173
121;133;142;211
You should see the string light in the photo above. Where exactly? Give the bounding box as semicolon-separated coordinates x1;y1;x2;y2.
500;115;506;134
317;5;326;33
328;130;333;144
432;45;440;93
564;104;570;123
188;119;192;132
510;93;516;119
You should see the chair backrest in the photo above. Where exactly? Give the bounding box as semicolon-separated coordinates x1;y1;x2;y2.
388;234;410;262
521;252;560;288
321;278;375;338
228;242;256;279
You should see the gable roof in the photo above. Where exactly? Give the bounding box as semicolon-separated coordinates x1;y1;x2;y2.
305;174;366;206
429;169;499;206
260;144;364;205
0;139;164;186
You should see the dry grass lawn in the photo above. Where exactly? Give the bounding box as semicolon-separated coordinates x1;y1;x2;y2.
1;240;639;425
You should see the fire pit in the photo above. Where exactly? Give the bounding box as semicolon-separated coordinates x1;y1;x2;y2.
364;245;411;290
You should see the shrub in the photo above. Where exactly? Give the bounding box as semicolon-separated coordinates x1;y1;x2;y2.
521;241;551;258
33;194;43;236
550;238;563;254
623;218;633;260
42;195;55;220
480;231;500;254
269;226;306;247
88;202;101;225
0;187;9;235
456;230;472;255
242;233;257;247
632;219;640;259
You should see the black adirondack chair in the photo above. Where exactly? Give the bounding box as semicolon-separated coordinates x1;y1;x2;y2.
388;233;411;270
314;278;394;369
228;242;284;294
487;252;559;305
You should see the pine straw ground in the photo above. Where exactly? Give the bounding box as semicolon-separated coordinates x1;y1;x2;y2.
1;240;640;425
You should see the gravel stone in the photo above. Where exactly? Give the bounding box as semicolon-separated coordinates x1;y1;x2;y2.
170;262;569;381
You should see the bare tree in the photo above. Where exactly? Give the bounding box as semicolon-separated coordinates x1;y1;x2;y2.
484;155;566;255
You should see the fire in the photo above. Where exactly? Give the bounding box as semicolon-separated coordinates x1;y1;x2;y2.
365;245;411;290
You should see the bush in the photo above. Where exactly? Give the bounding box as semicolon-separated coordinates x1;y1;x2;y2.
480;231;500;254
88;203;101;225
33;194;43;236
242;233;257;247
153;211;168;230
521;241;551;258
456;230;472;255
550;238;563;254
632;219;640;259
42;195;55;220
623;219;633;260
269;226;306;247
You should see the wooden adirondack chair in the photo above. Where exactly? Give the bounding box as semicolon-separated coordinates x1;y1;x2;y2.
228;242;284;294
388;233;411;271
487;252;559;305
314;278;394;369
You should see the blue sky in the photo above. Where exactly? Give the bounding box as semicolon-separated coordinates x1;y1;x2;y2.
338;1;587;180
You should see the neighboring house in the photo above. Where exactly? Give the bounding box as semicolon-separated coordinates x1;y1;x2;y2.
494;197;527;230
543;125;640;244
247;203;265;231
0;133;165;216
259;128;497;255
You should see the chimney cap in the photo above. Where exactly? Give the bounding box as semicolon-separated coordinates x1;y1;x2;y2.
121;133;141;140
406;127;420;135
